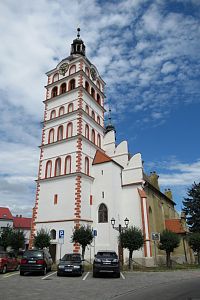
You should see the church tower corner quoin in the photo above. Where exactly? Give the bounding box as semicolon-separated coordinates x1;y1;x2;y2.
29;29;188;266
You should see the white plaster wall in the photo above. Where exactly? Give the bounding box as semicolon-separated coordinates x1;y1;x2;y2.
42;138;76;161
45;109;78;128
80;177;93;220
122;168;143;185
0;219;13;228
103;131;116;155
46;90;79;109
36;177;76;222
82;94;103;117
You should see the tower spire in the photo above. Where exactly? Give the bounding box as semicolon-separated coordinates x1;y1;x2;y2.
70;27;86;56
105;106;116;134
77;27;80;39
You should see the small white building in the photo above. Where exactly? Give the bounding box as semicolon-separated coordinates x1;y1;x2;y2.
30;30;186;265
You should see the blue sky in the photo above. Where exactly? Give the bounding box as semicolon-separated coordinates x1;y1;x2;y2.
0;0;199;216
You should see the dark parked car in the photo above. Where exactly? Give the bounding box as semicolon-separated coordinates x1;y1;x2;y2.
20;249;53;276
0;251;19;274
57;253;84;276
93;250;120;278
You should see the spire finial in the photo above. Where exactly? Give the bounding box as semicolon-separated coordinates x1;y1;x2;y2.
77;27;80;39
108;107;112;125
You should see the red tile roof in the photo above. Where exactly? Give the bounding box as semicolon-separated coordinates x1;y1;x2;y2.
165;219;186;234
0;207;13;220
13;216;32;229
92;150;112;165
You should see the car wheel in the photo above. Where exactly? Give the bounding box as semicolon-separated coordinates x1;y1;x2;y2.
57;272;61;276
43;266;47;275
20;271;25;276
2;265;7;274
114;272;120;278
93;271;98;278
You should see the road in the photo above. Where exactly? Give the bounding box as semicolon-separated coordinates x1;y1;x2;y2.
0;269;200;300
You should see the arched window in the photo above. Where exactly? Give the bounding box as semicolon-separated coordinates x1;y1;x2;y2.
60;83;66;94
50;229;56;239
97;116;100;125
48;128;54;144
91;111;95;120
97;94;101;105
85;105;89;114
66;122;73;138
69;65;76;75
91;87;95;99
68;79;76;91
96;80;100;89
51;86;58;98
59;106;65;116
91;129;95;144
52;73;59;83
65;155;71;174
85;81;89;92
57;125;63;141
97;134;101;148
98;203;108;223
55;158;61;176
85;157;89;175
68;103;74;113
50;110;56;119
85;124;89;139
85;67;89;76
45;160;52;178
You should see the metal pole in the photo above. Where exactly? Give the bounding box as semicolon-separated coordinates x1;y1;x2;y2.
60;243;62;260
154;240;157;266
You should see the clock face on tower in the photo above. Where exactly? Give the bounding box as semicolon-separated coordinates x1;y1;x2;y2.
59;63;69;76
90;67;97;80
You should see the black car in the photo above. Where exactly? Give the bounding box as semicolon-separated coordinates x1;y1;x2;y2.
93;250;120;278
20;249;53;276
57;253;84;276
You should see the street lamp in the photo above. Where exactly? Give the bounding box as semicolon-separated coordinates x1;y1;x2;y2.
110;217;129;265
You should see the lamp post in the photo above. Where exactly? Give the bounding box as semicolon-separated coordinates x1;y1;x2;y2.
110;217;129;265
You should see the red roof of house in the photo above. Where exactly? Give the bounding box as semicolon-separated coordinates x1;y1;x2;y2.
0;207;13;220
165;219;186;234
13;216;32;229
92;150;112;165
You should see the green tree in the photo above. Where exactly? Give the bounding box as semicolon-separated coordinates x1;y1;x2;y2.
119;226;144;269
182;182;200;232
71;225;93;259
188;232;200;264
33;228;51;249
10;229;25;254
0;226;13;251
158;230;180;268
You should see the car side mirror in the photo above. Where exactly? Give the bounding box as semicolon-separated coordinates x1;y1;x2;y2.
94;254;96;258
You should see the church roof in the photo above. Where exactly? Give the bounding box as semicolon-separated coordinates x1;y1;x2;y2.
165;219;186;234
92;150;112;165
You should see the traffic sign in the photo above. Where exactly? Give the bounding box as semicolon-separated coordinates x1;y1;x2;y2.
59;230;64;239
93;229;97;237
152;232;160;241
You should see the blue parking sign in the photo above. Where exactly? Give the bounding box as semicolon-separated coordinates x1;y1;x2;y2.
59;230;64;238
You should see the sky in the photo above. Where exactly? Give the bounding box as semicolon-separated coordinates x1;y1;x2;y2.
0;0;199;217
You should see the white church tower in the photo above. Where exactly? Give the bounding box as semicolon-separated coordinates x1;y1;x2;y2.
30;29;153;265
30;29;106;260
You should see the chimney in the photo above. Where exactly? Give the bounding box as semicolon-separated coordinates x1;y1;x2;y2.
20;214;22;218
16;214;18;217
149;171;160;190
164;188;173;200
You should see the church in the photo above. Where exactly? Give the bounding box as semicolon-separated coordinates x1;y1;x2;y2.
30;29;193;265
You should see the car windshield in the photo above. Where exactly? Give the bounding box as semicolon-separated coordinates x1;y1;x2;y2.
23;251;43;258
61;254;81;261
97;252;117;258
0;253;7;258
